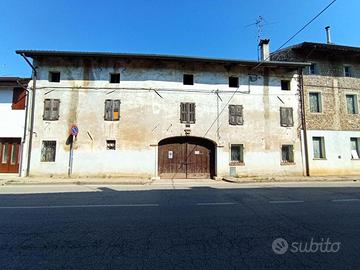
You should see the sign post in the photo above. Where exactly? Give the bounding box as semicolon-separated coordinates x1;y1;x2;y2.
68;125;79;177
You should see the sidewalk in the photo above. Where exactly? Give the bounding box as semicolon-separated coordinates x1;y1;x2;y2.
1;174;360;186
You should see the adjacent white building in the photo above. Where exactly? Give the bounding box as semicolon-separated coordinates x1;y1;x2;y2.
0;77;29;174
17;48;308;179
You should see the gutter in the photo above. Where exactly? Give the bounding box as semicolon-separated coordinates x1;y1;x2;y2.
19;53;37;177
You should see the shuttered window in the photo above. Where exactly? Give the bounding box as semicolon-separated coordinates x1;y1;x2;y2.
180;102;195;124
280;107;294;127
104;99;121;121
12;88;26;110
43;99;60;120
229;105;243;125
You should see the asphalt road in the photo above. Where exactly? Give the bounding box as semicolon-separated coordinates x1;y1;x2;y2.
0;182;360;270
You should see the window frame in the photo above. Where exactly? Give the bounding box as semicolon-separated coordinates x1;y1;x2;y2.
350;137;360;160
41;140;57;162
180;102;196;124
281;144;295;164
12;87;26;110
109;73;120;84
344;65;352;77
229;76;239;88
106;140;116;150
183;74;194;85
312;136;326;159
280;107;294;127
229;105;244;125
281;80;291;91
104;99;121;121
49;71;61;83
346;94;358;114
230;144;244;165
309;63;317;75
43;99;60;121
309;92;322;113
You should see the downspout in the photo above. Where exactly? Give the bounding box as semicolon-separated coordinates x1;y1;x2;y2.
20;54;37;177
16;80;30;177
299;68;310;176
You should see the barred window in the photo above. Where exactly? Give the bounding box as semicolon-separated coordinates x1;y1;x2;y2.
229;105;243;125
230;144;244;163
104;99;121;121
41;141;56;162
43;99;60;120
281;145;294;163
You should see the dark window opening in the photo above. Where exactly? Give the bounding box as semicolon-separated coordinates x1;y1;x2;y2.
350;137;360;159
313;137;326;159
180;102;195;124
344;66;352;77
281;80;290;91
110;73;120;83
41;141;56;162
346;94;358;114
230;144;244;163
281;145;294;163
183;74;194;85
49;72;60;82
106;140;116;150
12;87;26;110
229;77;239;88
309;63;317;75
309;92;321;113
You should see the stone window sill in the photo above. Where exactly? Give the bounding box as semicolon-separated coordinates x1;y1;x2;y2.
229;162;245;166
313;158;327;160
280;162;296;166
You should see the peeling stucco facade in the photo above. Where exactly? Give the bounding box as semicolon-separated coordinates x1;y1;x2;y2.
20;54;306;178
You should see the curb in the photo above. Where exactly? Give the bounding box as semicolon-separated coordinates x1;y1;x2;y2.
222;177;360;184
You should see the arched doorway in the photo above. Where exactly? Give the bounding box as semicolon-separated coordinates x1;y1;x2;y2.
158;136;216;179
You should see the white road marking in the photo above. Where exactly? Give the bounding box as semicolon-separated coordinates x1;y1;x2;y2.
269;200;304;204
0;204;159;209
332;198;360;202
196;202;236;206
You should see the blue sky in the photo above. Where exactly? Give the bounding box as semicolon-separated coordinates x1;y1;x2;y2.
0;0;358;77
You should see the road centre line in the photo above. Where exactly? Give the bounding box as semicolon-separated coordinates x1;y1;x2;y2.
196;202;236;206
269;200;304;204
0;204;159;209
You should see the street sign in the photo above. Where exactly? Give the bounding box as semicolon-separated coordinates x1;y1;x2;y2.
71;125;79;136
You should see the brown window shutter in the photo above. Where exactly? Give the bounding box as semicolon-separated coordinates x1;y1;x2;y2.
50;99;60;120
236;105;243;125
229;105;235;125
12;88;26;110
104;100;113;121
43;99;51;120
180;103;186;122
189;103;195;123
280;107;286;126
288;108;294;126
113;100;121;121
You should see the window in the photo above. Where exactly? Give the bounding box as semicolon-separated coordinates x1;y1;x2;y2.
183;74;194;85
43;99;60;121
313;137;326;159
350;137;360;159
229;77;239;88
230;144;244;164
49;71;60;82
281;145;294;163
344;66;352;77
346;94;358;114
41;141;56;162
280;107;293;127
309;63;317;75
1;143;8;164
180;102;195;124
104;99;121;121
110;73;120;83
281;80;290;91
106;140;116;150
12;87;26;110
309;92;322;113
229;105;243;125
10;143;17;165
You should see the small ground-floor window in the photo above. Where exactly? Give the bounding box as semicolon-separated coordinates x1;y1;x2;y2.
230;144;244;164
106;140;116;150
41;141;56;162
350;137;360;159
281;145;294;163
313;137;326;159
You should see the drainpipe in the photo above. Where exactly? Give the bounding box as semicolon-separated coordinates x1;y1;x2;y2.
20;54;37;177
16;80;30;177
299;68;310;176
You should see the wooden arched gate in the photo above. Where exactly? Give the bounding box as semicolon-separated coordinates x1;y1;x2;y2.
158;136;216;179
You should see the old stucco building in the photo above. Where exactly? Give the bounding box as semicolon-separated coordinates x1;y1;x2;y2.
272;41;360;175
17;49;308;179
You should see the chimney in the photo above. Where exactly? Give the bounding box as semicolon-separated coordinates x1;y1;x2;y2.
325;26;331;44
259;39;270;61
